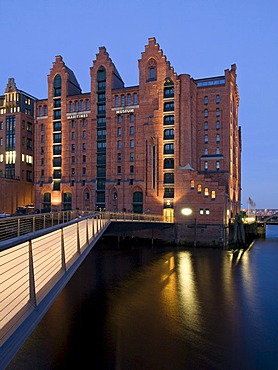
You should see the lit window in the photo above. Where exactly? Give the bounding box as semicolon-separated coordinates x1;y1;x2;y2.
190;180;195;189
197;184;202;193
204;187;209;197
212;190;216;199
199;209;204;215
205;209;210;215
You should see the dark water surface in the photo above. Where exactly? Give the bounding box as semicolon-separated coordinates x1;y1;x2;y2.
6;226;278;370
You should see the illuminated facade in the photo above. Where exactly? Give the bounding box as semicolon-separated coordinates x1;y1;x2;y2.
34;37;241;225
0;78;35;214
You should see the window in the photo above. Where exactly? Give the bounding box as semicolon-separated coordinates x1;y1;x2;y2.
130;126;134;136
200;209;204;215
127;94;131;106
117;153;122;161
82;155;86;163
197;184;202;193
205;209;210;215
204;135;208;143
190;180;195;189
204;96;208;105
117;140;122;150
164;173;174;184
130;165;134;174
204;187;209;197
121;95;125;106
204;109;208;118
149;67;156;80
164;102;174;112
216;147;220;155
53;74;61;97
164;143;174;154
75;101;78;112
130;152;134;161
216;108;220;117
82;167;86;175
69;101;73;112
82;131;86;139
86;99;90;110
204;161;208;170
130;114;134;123
216;134;220;143
71;156;75;164
164;188;174;198
163;115;174;125
117;127;122;136
130;139;134;149
115;95;119;107
117;115;122;124
117;166;121;174
204;121;208;130
216;95;220;104
204;148;208;155
216;120;220;130
53;133;61;143
71;132;75;140
82;143;86;151
133;93;138;105
163;129;174;140
163;158;174;169
71;144;75;153
216;161;220;170
211;190;216;199
39;106;42;116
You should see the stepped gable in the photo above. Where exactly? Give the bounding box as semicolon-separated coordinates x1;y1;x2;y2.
49;55;82;96
140;37;177;80
5;78;17;92
91;46;124;89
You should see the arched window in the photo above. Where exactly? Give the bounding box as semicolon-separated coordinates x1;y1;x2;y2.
147;58;157;81
133;191;143;213
53;74;61;97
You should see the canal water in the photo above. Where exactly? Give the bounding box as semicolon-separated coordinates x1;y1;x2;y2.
6;226;278;370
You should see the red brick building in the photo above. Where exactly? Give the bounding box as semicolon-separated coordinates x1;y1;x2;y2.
0;78;35;214
34;37;241;226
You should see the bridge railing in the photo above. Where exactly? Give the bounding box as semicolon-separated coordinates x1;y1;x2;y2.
0;212;109;350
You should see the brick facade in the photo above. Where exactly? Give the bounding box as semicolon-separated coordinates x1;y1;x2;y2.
1;38;241;227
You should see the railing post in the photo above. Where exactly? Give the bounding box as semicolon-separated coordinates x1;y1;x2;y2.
92;216;95;237
86;218;89;245
28;240;37;308
32;216;35;233
61;228;66;271
77;222;81;254
17;218;20;237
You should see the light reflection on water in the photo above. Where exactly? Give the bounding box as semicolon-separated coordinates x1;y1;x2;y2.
7;226;278;370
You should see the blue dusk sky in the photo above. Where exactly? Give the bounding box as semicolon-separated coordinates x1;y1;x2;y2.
0;0;277;210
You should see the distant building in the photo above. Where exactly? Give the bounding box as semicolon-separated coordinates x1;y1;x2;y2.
0;78;36;214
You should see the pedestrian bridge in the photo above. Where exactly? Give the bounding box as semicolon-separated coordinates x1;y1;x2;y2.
0;211;166;368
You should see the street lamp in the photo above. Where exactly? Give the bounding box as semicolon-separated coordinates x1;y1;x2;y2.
181;207;197;247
